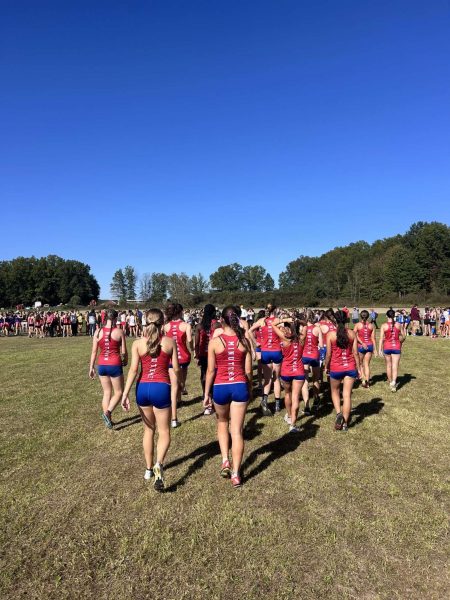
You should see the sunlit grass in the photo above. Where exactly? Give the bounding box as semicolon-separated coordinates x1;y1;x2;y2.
1;334;449;599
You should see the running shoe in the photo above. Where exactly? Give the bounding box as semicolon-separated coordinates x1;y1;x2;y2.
153;463;164;491
261;397;272;417
144;468;154;481
390;381;397;393
182;389;188;396
102;410;113;429
335;412;344;430
171;419;180;428
231;473;242;488
284;413;292;425
289;425;300;433
220;459;231;478
274;399;282;413
342;422;348;432
204;407;213;416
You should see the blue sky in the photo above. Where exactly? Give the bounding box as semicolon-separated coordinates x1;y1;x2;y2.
1;0;449;296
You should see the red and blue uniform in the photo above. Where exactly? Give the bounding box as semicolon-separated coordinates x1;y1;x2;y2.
383;324;401;355
213;334;249;405
136;346;171;409
260;317;282;365
302;325;320;367
167;320;191;368
97;328;123;377
281;341;305;381
357;322;374;354
329;336;357;379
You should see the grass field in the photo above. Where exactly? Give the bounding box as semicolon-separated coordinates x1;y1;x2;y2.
1;335;449;600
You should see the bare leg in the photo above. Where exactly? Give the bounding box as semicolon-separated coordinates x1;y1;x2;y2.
168;368;178;422
291;380;304;424
330;377;342;415
273;363;281;398
364;352;372;383
108;375;124;414
214;403;231;460
153;406;171;464
229;401;248;473
384;355;393;382
341;376;354;424
311;366;320;401
263;363;273;395
138;406;155;469
99;376;112;414
302;365;310;407
391;354;401;384
283;381;292;419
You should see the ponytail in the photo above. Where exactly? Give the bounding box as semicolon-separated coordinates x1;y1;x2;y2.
145;309;164;357
386;309;396;333
222;305;251;354
335;310;349;349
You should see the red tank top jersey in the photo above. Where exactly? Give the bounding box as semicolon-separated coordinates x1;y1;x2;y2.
320;321;336;345
27;316;34;325
329;337;356;372
384;323;401;351
214;335;247;384
303;325;320;359
281;341;305;377
357;322;372;347
138;349;170;384
260;317;281;351
197;319;217;358
98;328;122;366
166;320;191;364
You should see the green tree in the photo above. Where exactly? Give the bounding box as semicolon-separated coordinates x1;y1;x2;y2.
139;273;153;302
210;263;244;291
124;265;137;300
110;269;127;301
151;273;169;303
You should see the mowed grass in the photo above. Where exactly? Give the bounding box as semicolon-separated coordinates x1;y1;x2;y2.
0;335;449;600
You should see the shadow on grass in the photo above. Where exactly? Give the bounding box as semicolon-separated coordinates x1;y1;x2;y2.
242;421;319;483
164;412;264;493
113;414;142;431
370;372;416;390
349;397;384;428
179;395;203;408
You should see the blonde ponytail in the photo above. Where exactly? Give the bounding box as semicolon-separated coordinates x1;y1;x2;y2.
144;309;164;357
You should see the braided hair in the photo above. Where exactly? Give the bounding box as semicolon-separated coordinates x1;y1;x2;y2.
335;310;349;349
222;305;250;354
386;309;396;334
144;309;164;357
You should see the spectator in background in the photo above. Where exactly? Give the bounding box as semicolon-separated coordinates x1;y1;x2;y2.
410;304;421;335
351;307;359;325
88;309;97;336
369;308;379;329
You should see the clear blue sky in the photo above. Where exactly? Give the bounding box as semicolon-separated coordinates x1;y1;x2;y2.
2;0;449;296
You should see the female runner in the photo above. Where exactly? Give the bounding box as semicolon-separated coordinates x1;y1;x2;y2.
318;309;336;390
301;311;323;414
89;309;128;428
194;304;218;413
164;302;192;428
353;309;377;388
253;309;266;393
272;319;305;432
121;309;180;491
249;304;283;416
204;306;252;488
324;310;360;431
379;309;405;392
27;312;35;338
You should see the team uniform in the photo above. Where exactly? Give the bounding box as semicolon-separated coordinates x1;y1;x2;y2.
319;320;336;363
302;325;320;368
167;320;191;368
213;335;249;405
97;328;123;377
357;322;374;354
260;317;282;365
280;341;305;382
329;337;357;380
383;325;401;355
197;319;217;377
136;348;171;409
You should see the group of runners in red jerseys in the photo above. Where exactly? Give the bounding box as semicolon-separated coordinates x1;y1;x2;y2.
89;303;405;491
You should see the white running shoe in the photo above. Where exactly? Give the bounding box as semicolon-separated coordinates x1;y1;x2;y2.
153;463;164;491
284;413;292;425
390;381;397;393
204;407;213;416
171;419;180;428
144;468;154;481
289;425;300;433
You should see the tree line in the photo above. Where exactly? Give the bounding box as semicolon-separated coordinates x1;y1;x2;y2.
111;222;449;307
0;255;100;307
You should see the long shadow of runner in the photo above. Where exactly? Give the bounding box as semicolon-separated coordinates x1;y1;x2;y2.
164;411;264;493
242;422;319;484
349;397;384;428
113;414;142;431
369;372;415;390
